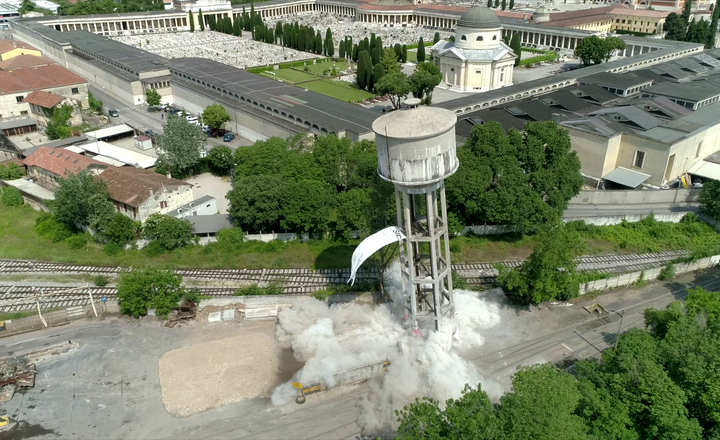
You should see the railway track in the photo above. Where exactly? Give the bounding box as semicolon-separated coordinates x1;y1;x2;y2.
0;250;689;313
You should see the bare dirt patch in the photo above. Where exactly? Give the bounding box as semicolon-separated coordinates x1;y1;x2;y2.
158;320;291;417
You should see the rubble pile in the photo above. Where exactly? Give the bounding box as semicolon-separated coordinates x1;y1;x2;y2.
0;358;36;404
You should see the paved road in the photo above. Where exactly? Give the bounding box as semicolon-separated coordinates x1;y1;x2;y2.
89;85;253;150
1;269;719;439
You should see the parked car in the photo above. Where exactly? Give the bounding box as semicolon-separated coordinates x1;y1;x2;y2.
168;107;182;115
223;133;235;142
147;106;158;112
210;128;227;137
186;116;199;125
144;129;154;137
158;103;168;110
108;109;120;117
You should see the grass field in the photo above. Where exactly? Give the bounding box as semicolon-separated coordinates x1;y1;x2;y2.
2;205;718;270
304;60;349;74
259;69;317;84
257;61;376;101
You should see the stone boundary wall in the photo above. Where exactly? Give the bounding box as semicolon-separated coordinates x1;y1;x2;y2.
569;188;700;205
0;300;118;338
580;254;720;295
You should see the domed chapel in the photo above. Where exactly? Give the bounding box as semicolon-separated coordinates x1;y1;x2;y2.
430;5;518;92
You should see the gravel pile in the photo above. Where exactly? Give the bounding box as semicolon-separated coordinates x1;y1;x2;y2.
159;325;281;417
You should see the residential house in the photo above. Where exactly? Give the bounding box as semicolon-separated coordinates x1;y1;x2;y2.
99;166;194;223
22;146;107;189
23;90;83;129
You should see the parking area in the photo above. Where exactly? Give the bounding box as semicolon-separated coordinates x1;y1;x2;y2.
186;172;233;214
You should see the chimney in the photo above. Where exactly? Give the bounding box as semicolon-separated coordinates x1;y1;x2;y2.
149;189;154;197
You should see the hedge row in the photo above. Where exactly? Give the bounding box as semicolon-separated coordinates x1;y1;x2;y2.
519;53;559;66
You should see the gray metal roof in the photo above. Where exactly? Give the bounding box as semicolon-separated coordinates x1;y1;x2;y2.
573;84;619;105
580;72;653;90
168;57;378;135
541;90;597;112
187;214;234;235
0;118;36;130
643;81;720;102
587;106;664;130
458;6;501;29
603;166;651;188
166;195;215;217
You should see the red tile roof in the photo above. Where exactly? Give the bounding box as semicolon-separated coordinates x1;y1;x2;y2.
609;6;670;17
100;166;190;208
23;146;106;177
0;40;39;55
0;64;86;94
0;55;56;70
23;90;64;108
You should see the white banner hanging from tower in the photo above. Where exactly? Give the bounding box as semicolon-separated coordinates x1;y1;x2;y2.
348;226;406;285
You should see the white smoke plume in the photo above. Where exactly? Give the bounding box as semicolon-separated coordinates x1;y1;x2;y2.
271;263;505;435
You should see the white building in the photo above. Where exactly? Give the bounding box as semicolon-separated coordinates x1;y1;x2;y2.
431;6;517;93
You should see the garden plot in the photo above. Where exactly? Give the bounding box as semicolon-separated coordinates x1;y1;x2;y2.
113;31;322;69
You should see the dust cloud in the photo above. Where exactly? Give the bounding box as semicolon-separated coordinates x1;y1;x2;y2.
271;264;505;434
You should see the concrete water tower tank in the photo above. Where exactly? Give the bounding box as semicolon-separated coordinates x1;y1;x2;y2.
372;106;458;331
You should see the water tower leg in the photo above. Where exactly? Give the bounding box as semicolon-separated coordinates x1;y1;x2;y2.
440;186;455;310
427;190;442;331
402;192;418;331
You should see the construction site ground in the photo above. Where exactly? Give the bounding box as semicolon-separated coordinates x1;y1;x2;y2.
0;269;718;439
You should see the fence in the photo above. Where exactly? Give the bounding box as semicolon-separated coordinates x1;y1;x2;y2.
0;300;119;337
570;188;700;205
580;254;720;295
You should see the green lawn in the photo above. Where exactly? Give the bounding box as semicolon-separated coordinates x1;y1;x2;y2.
303;60;349;75
259;69;318;84
302;79;377;102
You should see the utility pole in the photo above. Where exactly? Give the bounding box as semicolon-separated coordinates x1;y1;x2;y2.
35;289;48;328
612;309;625;349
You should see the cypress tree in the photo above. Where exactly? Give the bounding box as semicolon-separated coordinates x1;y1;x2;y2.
433;32;440;44
710;1;719;48
198;9;204;31
357;50;368;89
372;37;382;65
275;21;283;45
306;32;313;52
417;37;425;62
347;37;353;56
189;11;194;32
487;0;492;7
370;33;376;51
401;44;407;63
250;3;255;19
352;44;359;62
325;28;333;56
509;0;515;9
394;43;401;59
501;0;507;10
494;0;499;8
315;30;323;54
327;33;334;57
339;40;345;59
373;63;385;85
233;18;241;36
367;65;375;92
682;0;692;24
209;14;216;31
510;32;521;66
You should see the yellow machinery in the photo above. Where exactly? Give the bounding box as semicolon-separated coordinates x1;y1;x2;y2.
292;360;391;404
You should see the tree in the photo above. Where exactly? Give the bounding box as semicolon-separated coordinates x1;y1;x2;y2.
433;32;441;44
700;180;720;220
198;9;204;31
357;50;370;89
332;188;372;241
372;39;382;66
445;121;583;231
105;213;138;246
487;0;492;8
338;39;345;59
18;0;36;14
401;44;408;63
156;113;207;178
207;145;235;175
325;27;334;57
501;0;507;10
208;14;216;31
494;0;499;7
54;170;109;228
87;193;116;242
145;88;161;107
574;35;623;66
315;30;323;54
227;175;285;232
417;37;426;62
499;222;584;304
510;32;522;66
280;180;334;234
233;17;242;36
373;63;385;87
202;104;231;131
1;186;23;207
88;91;103;113
686;17;712;46
394;43;401;59
682;0;692;23
664;13;688;41
117;268;187;318
710;3;720;48
603;36;626;62
509;0;515;9
0;163;25;180
409;62;441;103
45;104;74;140
142;213;194;251
375;72;411;109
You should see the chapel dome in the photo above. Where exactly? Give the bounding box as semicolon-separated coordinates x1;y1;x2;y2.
533;5;550;22
457;6;502;29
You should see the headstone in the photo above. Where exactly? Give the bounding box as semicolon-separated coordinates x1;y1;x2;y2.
222;310;236;321
208;312;222;323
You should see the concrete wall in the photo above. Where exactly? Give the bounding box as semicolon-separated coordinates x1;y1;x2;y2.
134;184;194;223
581;254;720;294
566;126;619;178
569;188;700;205
0;93;30;120
64;52;145;105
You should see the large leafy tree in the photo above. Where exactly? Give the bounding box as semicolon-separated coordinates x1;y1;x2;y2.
202;104;231;131
446;121;582;230
498;222;584;304
227;174;285;233
281;180;334;234
87;193;116;242
156;113;207;178
145;88;162;107
409;62;442;104
664;13;688;41
686;18;713;46
117;268;187;318
375;72;411;109
142;213;194;250
53;170;110;228
700;180;720;220
574;35;624;66
207;145;235;175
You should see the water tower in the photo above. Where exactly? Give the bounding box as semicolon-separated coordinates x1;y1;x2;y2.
372;102;458;332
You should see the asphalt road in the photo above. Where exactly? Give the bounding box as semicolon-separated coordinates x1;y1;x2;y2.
2;269;718;439
89;85;253;150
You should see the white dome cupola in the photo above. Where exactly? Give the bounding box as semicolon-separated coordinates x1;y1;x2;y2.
455;6;502;50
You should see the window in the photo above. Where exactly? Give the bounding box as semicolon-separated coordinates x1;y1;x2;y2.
461;35;467;41
476;70;482;74
476;36;483;41
616;19;620;23
633;150;646;168
622;19;626;23
492;35;497;40
450;67;455;72
15;95;24;103
160;201;168;209
696;141;703;158
71;87;79;94
20;111;28;115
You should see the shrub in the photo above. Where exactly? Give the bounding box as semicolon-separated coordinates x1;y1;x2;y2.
34;213;73;242
1;186;23;206
449;240;462;253
216;227;245;247
67;234;89;250
0;163;25;180
143;213;194;251
104;242;123;255
452;270;468;289
235;281;284;296
106;213;139;245
659;264;676;281
94;275;109;287
635;271;647;288
117;268;186;318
